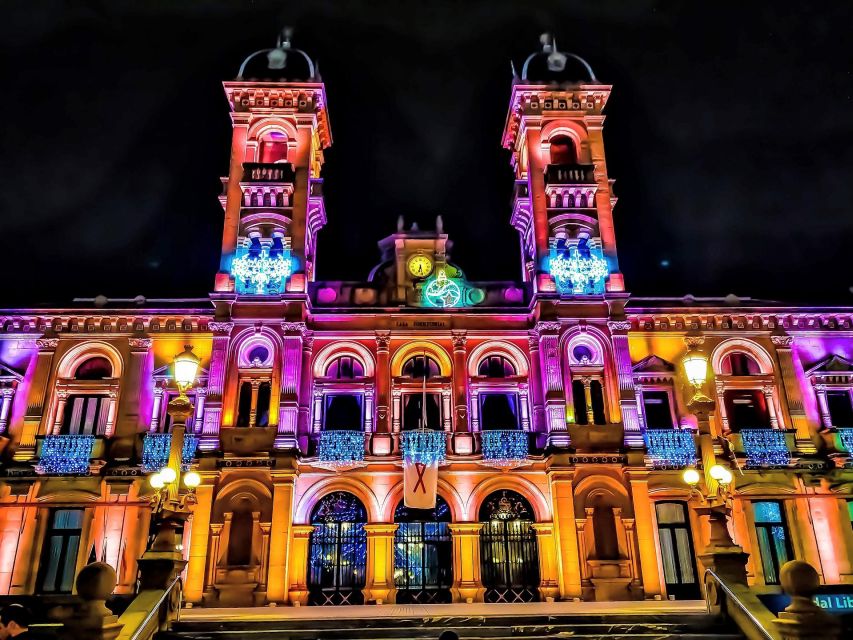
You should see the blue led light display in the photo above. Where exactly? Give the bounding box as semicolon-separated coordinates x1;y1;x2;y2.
142;432;199;472
401;430;446;465
481;430;528;467
318;431;366;468
741;429;790;467
644;429;697;468
549;246;608;295
838;428;853;453
38;435;94;475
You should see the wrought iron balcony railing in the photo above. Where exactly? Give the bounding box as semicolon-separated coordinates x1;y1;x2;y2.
37;435;95;475
544;163;596;185
142;432;200;472
242;162;296;183
644;429;697;469
316;430;366;471
739;428;791;467
481;429;529;469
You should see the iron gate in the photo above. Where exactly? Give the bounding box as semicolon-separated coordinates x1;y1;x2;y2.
308;492;367;605
394;496;453;604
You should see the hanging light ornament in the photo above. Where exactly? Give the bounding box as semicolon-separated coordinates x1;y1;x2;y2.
232;249;292;295
316;431;367;472
423;270;463;308
480;430;531;470
550;251;608;294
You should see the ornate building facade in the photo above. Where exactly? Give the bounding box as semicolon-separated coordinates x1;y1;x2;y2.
1;34;852;609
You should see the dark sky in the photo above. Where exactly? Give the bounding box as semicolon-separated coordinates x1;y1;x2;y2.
3;1;853;307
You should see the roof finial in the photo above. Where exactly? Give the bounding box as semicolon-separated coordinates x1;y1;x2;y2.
397;215;405;232
436;215;444;234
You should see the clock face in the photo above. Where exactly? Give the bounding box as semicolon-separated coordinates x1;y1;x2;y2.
407;254;433;278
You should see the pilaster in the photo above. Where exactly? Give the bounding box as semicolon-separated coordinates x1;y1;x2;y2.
531;522;560;600
363;523;398;604
287;525;315;605
448;522;485;603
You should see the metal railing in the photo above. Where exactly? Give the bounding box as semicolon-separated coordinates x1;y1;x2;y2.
705;569;780;640
117;577;182;640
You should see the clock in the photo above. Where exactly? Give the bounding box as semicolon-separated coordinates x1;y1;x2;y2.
407;254;433;278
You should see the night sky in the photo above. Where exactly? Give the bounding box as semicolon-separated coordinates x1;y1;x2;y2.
3;1;853;307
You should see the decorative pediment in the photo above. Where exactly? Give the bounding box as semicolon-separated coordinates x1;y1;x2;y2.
0;361;24;383
633;355;675;374
805;355;853;382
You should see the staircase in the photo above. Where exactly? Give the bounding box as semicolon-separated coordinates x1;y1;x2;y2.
159;604;744;640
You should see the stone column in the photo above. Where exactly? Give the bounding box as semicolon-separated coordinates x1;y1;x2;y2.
218;513;234;568
17;338;58;459
9;505;40;594
288;525;315;605
764;386;780;429
549;470;582;598
391;389;402;433
185;481;215;603
0;387;16;434
120;337;152;438
608;320;642;447
248;379;261;427
527;331;546;433
202;321;232;450
628;474;662;598
267;473;296;603
258;522;272;599
206;524;223;588
363;523;398;604
448;523;485;603
772;335;811;443
149;386;164;432
51;391;68;435
581;376;594;424
374;332;391;433
450;331;469;432
813;385;832;430
531;522;561;601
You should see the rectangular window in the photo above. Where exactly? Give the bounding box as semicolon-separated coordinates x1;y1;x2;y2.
62;395;109;435
655;502;699;600
827;391;853;428
479;393;519;430
38;509;84;594
723;389;770;431
643;390;675;429
753;501;793;585
403;393;441;430
323;394;363;431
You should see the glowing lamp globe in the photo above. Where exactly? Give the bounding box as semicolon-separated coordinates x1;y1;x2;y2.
173;345;201;388
710;464;732;485
159;466;177;484
149;473;165;489
183;471;201;489
682;468;701;486
682;349;709;388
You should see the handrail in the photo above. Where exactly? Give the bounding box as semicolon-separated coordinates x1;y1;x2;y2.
705;569;780;640
117;577;182;640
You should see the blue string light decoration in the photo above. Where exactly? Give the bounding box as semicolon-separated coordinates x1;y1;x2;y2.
142;432;200;472
317;431;366;471
838;428;853;453
401;430;446;465
644;429;697;468
38;435;94;475
741;429;790;467
481;430;529;469
232;235;293;295
549;244;608;295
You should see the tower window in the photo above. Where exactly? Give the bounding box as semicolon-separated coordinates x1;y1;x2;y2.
549;135;577;165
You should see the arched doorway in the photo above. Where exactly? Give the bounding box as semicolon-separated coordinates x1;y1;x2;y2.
394;495;453;604
479;490;540;603
308;492;367;605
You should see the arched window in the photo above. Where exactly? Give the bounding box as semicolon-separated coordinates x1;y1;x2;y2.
722;352;761;376
308;492;367;606
479;490;540;603
259;131;288;164
247;345;270;366
401;355;441;380
478;355;516;378
394;496;452;604
326;356;365;379
323;395;363;431
549;135;577;165
572;345;594;364
74;357;112;380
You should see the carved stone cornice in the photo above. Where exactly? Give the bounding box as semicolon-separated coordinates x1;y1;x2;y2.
684;336;705;349
450;330;468;350
36;338;59;350
534;321;561;336
128;337;152;350
375;331;391;351
281;322;307;337
771;335;794;347
606;320;632;333
209;321;234;336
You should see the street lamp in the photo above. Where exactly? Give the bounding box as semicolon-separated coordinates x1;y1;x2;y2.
682;345;712;405
683;463;738;551
146;345;201;553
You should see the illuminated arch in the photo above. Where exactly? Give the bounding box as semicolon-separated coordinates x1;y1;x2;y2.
467;341;529;377
466;475;550;522
56;341;123;379
230;327;282;369
294;477;381;525
380;479;464;522
565;331;606;366
247;120;298;145
313;341;376;378
711;338;775;376
212;478;273;522
540;121;587;159
573;475;631;514
390;341;452;377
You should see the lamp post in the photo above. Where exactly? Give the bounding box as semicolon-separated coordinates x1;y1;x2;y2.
140;346;201;590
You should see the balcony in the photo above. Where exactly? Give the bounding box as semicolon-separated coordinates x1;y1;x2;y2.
738;428;792;468
142;432;199;472
544;163;595;185
481;430;530;469
242;162;295;183
644;429;697;469
316;430;366;471
836;428;853;454
36;435;96;475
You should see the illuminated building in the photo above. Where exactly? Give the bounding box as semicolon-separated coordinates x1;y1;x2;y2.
0;32;852;610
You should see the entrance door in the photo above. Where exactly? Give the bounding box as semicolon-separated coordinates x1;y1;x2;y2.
394;496;452;604
479;490;540;603
655;502;700;600
308;492;367;605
